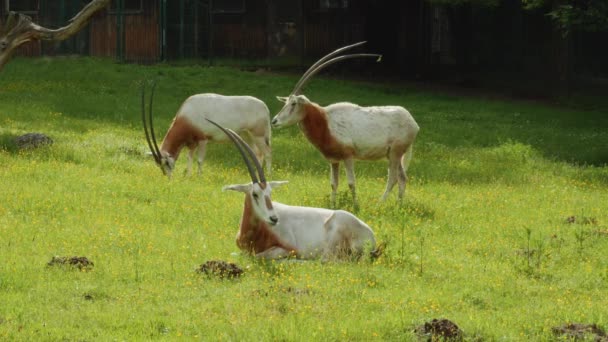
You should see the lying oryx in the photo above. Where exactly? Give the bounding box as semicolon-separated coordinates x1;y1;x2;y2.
271;42;419;208
206;119;381;260
141;83;272;178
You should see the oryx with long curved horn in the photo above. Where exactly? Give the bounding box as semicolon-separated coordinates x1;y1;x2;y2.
206;119;381;260
271;42;419;208
141;82;272;178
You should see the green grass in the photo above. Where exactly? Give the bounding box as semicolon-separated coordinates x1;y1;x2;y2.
0;56;607;341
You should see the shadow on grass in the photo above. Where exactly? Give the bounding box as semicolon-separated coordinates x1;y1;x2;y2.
0;133;19;153
207;134;608;190
3;58;607;170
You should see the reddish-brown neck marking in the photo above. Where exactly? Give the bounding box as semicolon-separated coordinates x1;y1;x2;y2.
299;103;353;160
160;116;207;160
236;195;296;255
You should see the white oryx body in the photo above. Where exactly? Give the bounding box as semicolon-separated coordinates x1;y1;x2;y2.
271;42;419;207
143;90;272;178
206;119;380;261
227;182;377;260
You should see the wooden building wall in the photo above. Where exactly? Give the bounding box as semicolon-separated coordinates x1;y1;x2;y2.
89;1;160;63
0;0;159;63
2;0;605;79
211;0;268;58
201;0;370;61
302;0;366;57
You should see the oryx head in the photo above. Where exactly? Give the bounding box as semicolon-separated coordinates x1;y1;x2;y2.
206;119;286;226
271;94;311;128
141;82;174;178
271;41;382;128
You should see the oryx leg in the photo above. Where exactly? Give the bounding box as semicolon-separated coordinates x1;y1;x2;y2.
321;212;346;260
398;144;414;199
330;162;340;208
251;135;272;177
196;140;208;175
344;158;359;209
396;162;407;200
183;140;207;176
381;148;403;201
185;147;195;176
323;213;372;260
255;246;294;260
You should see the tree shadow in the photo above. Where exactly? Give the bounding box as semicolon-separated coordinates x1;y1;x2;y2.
0;133;19;153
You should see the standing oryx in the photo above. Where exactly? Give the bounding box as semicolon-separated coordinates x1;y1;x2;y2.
206;119;381;260
141;83;272;178
271;42;419;208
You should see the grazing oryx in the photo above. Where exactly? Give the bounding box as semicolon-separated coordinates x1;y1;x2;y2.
271;42;419;208
141;83;272;178
206;119;381;261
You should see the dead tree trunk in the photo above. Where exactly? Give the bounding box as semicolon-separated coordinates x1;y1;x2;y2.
0;0;110;72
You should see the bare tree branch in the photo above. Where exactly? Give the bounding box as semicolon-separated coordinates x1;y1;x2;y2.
0;0;110;72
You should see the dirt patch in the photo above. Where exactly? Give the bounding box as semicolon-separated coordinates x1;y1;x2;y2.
283;286;311;296
196;260;243;279
251;286;312;298
14;133;53;150
515;248;538;257
593;228;608;237
552;323;607;341
566;216;598;225
47;256;94;271
415;318;463;341
119;146;143;156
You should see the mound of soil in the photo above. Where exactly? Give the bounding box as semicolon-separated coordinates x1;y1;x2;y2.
196;260;243;279
14;133;53;150
552;323;607;341
566;215;598;225
47;256;94;270
415;318;463;341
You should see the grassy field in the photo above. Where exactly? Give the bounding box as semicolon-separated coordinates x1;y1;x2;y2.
0;57;607;341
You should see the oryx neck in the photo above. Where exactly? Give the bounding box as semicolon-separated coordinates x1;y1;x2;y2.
162;116;205;160
237;195;295;255
299;104;331;147
242;195;260;227
299;103;354;160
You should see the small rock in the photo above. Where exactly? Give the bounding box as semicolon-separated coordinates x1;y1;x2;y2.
14;133;53;150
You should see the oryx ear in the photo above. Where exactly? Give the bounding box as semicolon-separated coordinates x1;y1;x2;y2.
222;183;253;193
276;96;288;103
296;95;310;104
268;181;288;189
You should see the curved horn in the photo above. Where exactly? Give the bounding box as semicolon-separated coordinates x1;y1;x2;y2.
294;53;382;95
292;41;367;95
147;82;162;161
225;127;266;184
205;119;260;184
141;82;160;165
